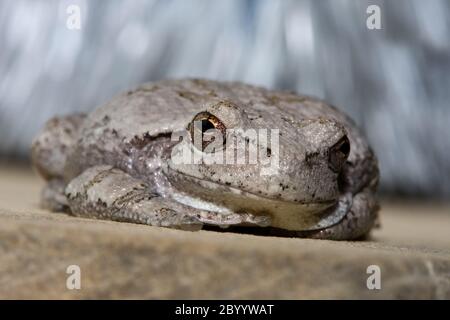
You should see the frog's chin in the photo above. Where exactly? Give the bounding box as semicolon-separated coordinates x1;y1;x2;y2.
163;168;350;231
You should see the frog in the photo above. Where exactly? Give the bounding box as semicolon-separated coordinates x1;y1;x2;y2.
31;79;379;240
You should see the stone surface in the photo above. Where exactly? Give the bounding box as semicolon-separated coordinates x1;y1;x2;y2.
0;164;449;299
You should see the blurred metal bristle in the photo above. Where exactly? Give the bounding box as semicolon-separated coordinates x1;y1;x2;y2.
0;0;449;198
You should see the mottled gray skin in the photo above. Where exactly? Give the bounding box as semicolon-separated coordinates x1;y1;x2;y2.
32;79;379;240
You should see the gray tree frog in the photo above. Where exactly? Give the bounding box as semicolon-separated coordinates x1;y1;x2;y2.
32;79;379;240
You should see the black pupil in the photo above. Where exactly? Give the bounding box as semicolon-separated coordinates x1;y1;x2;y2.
201;119;215;133
339;139;350;156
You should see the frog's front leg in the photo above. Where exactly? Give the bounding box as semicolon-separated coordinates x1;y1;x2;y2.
65;165;270;230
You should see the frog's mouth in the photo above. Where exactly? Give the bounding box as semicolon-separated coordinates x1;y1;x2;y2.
163;167;350;231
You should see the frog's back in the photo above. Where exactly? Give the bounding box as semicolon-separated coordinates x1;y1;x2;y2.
84;78;358;141
69;79;370;181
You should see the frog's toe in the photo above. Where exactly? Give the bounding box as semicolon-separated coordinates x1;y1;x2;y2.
41;179;70;212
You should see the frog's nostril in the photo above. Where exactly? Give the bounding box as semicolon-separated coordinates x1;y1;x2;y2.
329;136;350;172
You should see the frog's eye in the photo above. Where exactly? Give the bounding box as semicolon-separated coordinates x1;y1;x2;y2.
329;135;350;172
188;112;226;152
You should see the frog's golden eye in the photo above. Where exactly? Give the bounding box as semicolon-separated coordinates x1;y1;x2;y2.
188;112;226;152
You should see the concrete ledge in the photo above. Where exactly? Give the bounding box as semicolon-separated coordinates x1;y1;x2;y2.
0;165;449;299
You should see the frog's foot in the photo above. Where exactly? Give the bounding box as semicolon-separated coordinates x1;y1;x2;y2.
299;186;380;240
41;179;70;212
65;165;271;230
31;114;86;180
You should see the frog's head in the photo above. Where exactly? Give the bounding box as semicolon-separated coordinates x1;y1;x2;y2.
165;100;351;231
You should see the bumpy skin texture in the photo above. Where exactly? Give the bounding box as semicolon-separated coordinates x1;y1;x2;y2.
31;79;379;240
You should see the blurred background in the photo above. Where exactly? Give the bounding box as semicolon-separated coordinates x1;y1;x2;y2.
0;0;449;199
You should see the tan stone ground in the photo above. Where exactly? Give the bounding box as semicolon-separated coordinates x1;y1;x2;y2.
0;164;449;299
